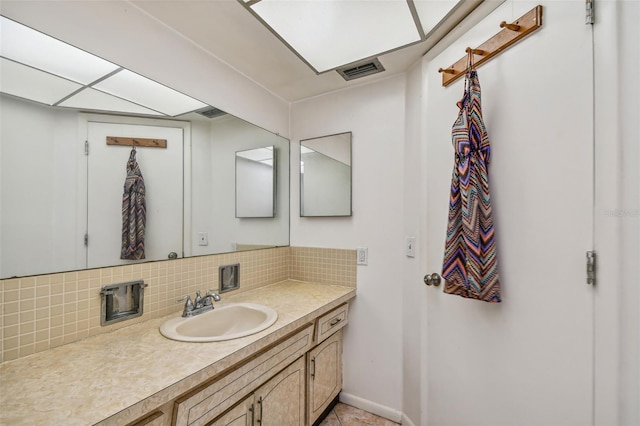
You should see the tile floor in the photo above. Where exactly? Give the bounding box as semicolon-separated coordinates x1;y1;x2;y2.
319;403;400;426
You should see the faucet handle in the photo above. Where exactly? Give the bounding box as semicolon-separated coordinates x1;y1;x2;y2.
177;295;194;308
194;290;204;308
177;295;194;317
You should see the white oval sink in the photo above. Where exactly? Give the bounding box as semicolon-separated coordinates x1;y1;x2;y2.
160;303;278;342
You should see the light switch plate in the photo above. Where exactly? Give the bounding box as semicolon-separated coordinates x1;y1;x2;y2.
356;247;368;265
406;237;416;258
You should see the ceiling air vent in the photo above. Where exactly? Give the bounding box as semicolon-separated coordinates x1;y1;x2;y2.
336;58;385;81
196;106;227;119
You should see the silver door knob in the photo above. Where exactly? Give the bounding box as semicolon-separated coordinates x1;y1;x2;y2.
423;273;442;287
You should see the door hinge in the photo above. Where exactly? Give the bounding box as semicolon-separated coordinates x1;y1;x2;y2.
84;233;89;247
585;0;594;25
586;251;596;285
84;140;89;155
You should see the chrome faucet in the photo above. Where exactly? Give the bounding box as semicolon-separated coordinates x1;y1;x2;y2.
178;290;221;317
203;290;221;306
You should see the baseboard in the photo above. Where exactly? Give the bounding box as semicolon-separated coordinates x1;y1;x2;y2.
339;392;403;423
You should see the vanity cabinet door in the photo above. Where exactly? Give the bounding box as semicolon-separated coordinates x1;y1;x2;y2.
207;396;253;426
307;329;343;426
253;356;306;426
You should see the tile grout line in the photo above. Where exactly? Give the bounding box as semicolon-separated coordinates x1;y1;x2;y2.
335;406;344;426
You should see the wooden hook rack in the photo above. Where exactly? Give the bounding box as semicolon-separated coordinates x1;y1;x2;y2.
106;136;167;148
438;5;543;87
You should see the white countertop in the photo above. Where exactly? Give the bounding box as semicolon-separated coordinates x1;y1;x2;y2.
0;280;356;426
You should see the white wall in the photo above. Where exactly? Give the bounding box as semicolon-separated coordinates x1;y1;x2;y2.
291;75;407;419
0;0;289;138
0;95;81;277
204;116;289;253
191;115;289;255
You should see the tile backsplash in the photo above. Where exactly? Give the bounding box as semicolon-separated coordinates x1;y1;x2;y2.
0;246;355;363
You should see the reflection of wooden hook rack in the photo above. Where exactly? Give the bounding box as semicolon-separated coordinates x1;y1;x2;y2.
438;5;543;87
106;137;167;148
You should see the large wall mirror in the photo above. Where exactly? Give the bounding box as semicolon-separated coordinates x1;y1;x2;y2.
0;16;290;278
300;132;352;217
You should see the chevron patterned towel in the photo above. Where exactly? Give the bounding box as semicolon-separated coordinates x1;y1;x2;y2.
121;147;146;260
442;58;501;303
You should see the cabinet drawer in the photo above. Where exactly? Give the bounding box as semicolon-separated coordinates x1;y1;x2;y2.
174;324;314;426
315;304;348;343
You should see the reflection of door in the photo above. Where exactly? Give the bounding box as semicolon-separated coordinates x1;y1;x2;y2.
422;3;593;425
87;122;183;268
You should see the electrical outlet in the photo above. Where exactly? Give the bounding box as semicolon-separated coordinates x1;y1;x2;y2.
406;237;416;258
197;232;208;246
356;247;368;265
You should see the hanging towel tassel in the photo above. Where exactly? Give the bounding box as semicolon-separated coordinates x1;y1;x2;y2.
442;52;501;303
121;147;146;260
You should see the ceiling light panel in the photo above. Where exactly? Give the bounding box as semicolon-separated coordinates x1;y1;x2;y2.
58;88;164;116
250;0;421;73
413;0;461;35
0;58;82;105
237;147;274;163
93;70;208;117
0;16;120;84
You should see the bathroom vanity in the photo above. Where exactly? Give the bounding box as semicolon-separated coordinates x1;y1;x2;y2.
0;280;354;426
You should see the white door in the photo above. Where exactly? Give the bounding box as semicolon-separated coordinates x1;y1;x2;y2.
87;121;184;268
422;2;594;425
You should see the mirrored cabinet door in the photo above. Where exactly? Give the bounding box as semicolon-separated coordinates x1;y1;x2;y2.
300;132;352;217
235;146;276;218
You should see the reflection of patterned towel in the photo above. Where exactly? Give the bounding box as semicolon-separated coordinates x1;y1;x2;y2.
442;57;501;303
121;147;146;260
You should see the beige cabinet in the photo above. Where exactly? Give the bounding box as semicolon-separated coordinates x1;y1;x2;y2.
207;396;253;426
125;302;349;426
174;325;313;426
210;356;306;426
254;356;306;426
307;330;343;425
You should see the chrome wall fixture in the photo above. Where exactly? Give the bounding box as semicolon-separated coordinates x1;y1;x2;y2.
99;280;148;326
